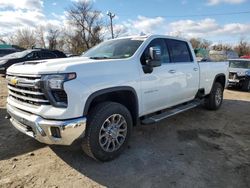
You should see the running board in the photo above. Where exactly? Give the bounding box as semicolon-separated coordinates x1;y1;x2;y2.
141;100;201;125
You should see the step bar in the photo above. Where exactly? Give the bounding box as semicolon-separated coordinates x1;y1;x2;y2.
141;100;201;125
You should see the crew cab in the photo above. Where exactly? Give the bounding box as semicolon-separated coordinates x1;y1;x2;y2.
228;59;250;91
6;35;228;161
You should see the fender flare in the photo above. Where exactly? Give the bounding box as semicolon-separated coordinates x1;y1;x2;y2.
83;86;139;117
211;73;226;93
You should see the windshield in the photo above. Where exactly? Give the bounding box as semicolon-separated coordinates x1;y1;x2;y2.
3;50;32;59
229;60;250;69
82;38;144;59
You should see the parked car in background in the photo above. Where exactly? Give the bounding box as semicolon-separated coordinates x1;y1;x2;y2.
228;59;250;91
240;55;250;59
0;48;21;57
0;44;25;57
209;50;239;61
0;49;66;75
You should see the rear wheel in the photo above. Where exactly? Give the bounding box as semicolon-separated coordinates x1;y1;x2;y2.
82;102;132;161
242;78;250;92
204;82;224;110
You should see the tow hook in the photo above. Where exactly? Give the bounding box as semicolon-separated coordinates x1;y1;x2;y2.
5;113;11;119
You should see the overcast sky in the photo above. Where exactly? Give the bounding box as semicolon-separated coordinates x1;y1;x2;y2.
0;0;249;44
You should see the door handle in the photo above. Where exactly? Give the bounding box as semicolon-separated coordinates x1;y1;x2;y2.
168;70;176;74
193;68;198;71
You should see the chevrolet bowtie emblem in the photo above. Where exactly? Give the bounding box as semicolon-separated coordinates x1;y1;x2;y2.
10;77;18;85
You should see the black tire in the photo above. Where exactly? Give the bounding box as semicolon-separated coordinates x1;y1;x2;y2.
242;78;250;92
204;82;224;110
82;102;133;161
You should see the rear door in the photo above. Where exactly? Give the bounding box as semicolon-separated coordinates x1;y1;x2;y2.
164;39;199;106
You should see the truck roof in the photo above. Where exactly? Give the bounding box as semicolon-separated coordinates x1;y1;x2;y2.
115;34;190;43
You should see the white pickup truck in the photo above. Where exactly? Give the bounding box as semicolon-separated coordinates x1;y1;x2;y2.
6;35;228;161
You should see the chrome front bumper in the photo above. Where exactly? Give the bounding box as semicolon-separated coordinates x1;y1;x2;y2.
7;104;87;145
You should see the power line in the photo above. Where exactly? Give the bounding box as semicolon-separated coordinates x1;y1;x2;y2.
118;10;250;18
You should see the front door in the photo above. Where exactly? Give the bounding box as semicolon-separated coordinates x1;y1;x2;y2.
140;38;199;115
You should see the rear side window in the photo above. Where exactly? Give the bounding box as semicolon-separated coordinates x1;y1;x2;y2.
40;51;57;59
167;39;193;63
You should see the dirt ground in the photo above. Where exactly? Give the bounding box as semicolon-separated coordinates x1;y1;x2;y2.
0;77;249;188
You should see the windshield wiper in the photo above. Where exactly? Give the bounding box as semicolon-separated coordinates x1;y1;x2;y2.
89;56;111;60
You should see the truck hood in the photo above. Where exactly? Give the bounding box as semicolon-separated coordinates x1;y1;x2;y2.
7;57;104;75
229;67;250;73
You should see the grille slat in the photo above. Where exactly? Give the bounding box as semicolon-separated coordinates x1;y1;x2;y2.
7;74;50;106
8;85;44;95
8;90;49;103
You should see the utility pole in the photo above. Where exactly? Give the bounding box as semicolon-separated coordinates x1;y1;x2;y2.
107;11;115;39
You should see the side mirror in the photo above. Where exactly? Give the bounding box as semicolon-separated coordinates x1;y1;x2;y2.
146;46;161;67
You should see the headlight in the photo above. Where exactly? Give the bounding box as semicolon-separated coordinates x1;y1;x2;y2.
246;70;250;76
0;60;7;65
42;73;76;90
41;73;76;107
237;71;246;76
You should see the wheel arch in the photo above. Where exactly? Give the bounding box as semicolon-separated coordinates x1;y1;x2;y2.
83;86;139;126
213;73;226;90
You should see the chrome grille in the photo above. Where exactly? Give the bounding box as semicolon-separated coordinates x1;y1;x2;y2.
6;74;50;106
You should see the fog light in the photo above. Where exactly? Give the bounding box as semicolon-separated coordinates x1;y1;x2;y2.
51;127;61;138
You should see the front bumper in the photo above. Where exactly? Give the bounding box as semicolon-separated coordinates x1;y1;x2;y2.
7;104;87;145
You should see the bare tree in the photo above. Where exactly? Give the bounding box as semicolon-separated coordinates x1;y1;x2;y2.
63;30;85;54
234;38;250;56
190;38;211;49
36;26;46;48
47;28;60;50
212;43;233;51
66;0;103;53
0;38;6;44
8;28;36;49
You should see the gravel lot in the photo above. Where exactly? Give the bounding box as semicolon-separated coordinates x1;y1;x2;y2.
0;76;249;188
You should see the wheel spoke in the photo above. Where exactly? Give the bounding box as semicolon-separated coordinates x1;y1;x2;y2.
105;119;112;127
118;133;125;139
100;137;108;146
115;138;120;145
111;140;116;151
110;115;116;124
118;120;126;127
105;140;112;151
115;114;122;124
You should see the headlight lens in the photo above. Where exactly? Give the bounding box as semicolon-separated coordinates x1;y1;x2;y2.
42;73;76;90
41;73;76;107
246;70;250;76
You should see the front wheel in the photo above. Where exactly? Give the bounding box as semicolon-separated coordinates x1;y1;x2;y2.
82;102;132;161
242;78;250;92
204;82;224;110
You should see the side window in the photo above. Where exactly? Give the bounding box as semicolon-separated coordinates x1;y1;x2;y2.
167;39;193;63
40;52;57;59
140;38;170;65
26;52;39;60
